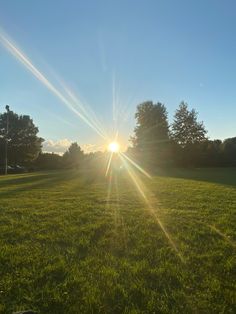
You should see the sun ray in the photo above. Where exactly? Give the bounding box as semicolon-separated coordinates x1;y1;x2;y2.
112;73;117;126
61;84;110;140
114;173;120;229
120;154;184;262
112;73;121;137
106;170;113;210
114;93;136;133
105;152;114;177
120;152;151;179
2;27;182;263
207;224;236;248
108;142;120;153
120;155;148;201
0;31;108;141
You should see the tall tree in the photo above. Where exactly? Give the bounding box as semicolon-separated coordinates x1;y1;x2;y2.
171;102;207;166
62;142;84;169
131;101;170;167
0;109;43;166
171;102;207;147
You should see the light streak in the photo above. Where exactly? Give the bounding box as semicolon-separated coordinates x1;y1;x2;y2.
120;152;151;179
105;152;114;177
120;154;184;262
106;170;113;210
0;31;108;140
1;28;183;261
208;224;236;248
61;84;109;139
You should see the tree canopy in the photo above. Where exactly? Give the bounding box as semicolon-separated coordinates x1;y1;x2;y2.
62;142;84;169
131;101;170;167
222;137;236;166
171;102;207;147
0;109;43;166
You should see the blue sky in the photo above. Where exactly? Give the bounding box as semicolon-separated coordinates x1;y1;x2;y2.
0;0;235;152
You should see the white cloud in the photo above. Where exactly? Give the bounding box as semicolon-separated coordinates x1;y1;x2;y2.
81;143;105;153
43;139;105;155
43;138;72;155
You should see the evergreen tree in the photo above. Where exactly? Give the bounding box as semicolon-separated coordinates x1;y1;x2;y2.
171;102;207;147
171;102;207;166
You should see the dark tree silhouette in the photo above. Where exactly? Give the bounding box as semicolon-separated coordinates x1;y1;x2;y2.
131;101;170;167
222;137;236;166
35;153;62;170
0;109;43;166
62;142;84;169
196;140;223;167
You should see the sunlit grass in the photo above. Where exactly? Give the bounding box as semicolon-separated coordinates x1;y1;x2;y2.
0;169;235;313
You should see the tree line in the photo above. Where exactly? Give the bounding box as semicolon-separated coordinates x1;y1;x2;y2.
0;108;108;173
129;101;236;168
0;102;235;172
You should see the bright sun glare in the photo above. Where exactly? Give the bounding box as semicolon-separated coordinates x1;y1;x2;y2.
108;142;120;153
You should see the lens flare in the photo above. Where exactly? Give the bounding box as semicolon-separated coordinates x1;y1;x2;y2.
0;30;108;141
120;152;151;179
119;154;184;262
1;27;183;261
105;152;114;177
108;142;120;153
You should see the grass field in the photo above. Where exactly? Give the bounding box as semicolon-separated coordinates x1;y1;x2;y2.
0;168;235;313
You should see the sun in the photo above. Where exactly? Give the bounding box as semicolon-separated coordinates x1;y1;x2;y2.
108;142;120;153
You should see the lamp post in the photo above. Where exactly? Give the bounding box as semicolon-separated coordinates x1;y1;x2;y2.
5;105;10;175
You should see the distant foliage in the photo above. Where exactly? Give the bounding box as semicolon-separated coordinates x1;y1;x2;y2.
1;104;235;172
62;142;84;169
222;137;236;166
131;100;235;168
0;109;43;166
35;153;62;170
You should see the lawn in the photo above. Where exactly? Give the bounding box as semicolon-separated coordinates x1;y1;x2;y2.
0;168;235;313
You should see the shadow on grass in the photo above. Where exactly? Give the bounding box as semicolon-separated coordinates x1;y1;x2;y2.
156;168;236;187
0;170;78;198
0;171;59;187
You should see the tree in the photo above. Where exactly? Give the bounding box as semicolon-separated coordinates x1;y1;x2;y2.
222;137;236;166
171;102;207;147
62;142;84;169
198;140;223;167
35;153;62;170
0;109;43;166
171;102;208;167
131;101;170;167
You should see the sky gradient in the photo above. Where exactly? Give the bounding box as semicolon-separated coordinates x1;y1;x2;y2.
0;0;235;153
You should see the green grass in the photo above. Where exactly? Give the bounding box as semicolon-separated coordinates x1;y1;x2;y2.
0;168;235;313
